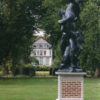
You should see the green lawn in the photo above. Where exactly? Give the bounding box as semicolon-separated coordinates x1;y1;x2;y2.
84;78;100;100
0;78;100;100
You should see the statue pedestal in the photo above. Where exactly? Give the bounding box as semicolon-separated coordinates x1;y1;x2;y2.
56;72;86;100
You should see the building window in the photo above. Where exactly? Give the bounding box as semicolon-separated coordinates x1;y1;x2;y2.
37;50;39;56
44;51;46;56
39;57;43;65
33;45;36;48
44;44;47;48
47;45;49;48
33;50;36;56
46;57;49;66
40;50;43;56
39;44;42;48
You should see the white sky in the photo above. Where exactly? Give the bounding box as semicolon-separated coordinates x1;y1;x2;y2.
34;29;45;36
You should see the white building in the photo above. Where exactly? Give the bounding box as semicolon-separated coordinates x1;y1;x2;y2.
31;38;53;66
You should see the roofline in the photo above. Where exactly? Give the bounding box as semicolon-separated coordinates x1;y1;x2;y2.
34;37;51;46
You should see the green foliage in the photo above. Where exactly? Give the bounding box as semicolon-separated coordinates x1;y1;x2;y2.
79;0;100;74
29;56;39;65
0;0;100;77
15;64;35;76
40;0;70;46
35;65;50;71
48;41;61;76
41;0;100;77
23;67;35;77
22;64;33;68
0;0;42;73
49;67;58;76
53;40;62;68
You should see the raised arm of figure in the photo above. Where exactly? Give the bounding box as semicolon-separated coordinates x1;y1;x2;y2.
58;3;75;24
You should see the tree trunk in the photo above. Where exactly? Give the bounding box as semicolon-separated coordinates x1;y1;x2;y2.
2;63;8;75
94;67;99;78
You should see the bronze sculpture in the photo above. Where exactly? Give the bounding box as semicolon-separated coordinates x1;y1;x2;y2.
58;0;84;72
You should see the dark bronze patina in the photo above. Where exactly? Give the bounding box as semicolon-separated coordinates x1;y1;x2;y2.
58;0;84;72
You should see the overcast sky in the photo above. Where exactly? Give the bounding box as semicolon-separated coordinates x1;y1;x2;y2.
34;29;45;36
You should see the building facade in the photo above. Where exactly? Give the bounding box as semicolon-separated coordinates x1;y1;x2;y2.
31;38;53;66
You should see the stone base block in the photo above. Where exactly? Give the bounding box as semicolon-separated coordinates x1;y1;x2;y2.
56;72;86;100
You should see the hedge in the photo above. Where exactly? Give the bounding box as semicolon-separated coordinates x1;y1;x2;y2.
35;65;50;71
14;64;59;76
14;64;35;76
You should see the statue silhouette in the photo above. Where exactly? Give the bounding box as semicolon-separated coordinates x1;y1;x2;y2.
58;0;84;72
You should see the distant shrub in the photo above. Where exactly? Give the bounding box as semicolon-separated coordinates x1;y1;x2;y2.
14;65;23;75
23;64;33;68
29;56;39;65
35;65;51;71
0;65;2;71
49;67;58;76
14;64;35;76
23;67;35;77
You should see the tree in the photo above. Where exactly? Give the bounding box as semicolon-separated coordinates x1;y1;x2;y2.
53;40;62;68
40;0;100;78
29;56;39;65
0;0;42;74
40;0;71;47
79;0;100;77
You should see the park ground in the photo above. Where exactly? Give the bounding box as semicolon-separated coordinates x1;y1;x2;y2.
0;78;100;100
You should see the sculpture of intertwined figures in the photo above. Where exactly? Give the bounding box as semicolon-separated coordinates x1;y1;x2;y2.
58;0;84;72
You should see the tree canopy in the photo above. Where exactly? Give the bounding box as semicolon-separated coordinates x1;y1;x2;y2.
40;0;71;47
79;0;100;77
40;0;100;77
0;0;42;74
0;0;100;77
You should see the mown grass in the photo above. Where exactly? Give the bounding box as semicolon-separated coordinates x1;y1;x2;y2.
0;78;100;100
84;78;100;100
